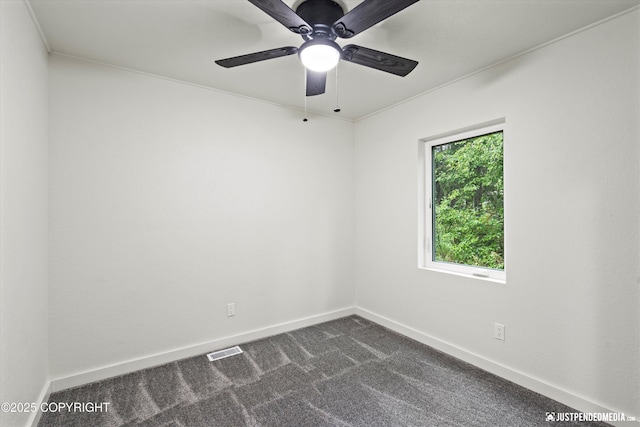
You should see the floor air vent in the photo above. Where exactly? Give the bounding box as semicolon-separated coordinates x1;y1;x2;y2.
206;346;243;362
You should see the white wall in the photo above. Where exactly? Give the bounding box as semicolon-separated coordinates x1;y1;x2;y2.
48;55;354;380
354;9;639;418
0;1;50;426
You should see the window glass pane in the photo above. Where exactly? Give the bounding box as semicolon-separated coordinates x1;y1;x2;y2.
432;131;504;270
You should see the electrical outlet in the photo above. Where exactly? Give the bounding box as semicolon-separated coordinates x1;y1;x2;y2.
227;303;236;317
494;323;505;341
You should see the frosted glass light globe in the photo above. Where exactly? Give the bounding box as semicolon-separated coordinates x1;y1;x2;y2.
299;42;340;72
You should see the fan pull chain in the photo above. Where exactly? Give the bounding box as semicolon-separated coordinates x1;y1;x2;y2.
303;68;309;122
303;95;308;122
334;65;341;113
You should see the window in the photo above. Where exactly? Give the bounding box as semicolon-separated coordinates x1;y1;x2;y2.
419;120;505;282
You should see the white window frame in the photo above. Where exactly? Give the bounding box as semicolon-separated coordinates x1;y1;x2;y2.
418;119;506;283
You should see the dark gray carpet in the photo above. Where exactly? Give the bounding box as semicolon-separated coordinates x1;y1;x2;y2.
38;316;609;426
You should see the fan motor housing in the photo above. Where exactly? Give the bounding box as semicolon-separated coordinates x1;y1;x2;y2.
296;0;344;38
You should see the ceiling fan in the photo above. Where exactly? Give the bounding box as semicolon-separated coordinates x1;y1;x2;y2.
215;0;421;97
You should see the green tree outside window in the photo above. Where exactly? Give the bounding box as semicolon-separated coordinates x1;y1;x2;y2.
432;131;504;270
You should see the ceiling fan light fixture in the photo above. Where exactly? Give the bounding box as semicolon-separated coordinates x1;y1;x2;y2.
216;0;422;98
299;39;341;72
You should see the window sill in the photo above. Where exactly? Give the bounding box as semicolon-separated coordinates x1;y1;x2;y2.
418;266;506;285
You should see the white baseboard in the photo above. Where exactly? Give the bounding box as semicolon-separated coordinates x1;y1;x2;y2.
27;379;51;427
355;307;638;427
51;307;355;393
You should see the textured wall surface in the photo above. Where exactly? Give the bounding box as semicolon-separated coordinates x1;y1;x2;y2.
0;1;50;426
354;9;640;417
48;55;355;380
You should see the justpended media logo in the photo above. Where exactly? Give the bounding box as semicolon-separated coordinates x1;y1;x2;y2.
545;411;633;423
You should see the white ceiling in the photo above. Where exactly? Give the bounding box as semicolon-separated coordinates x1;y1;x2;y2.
30;0;640;120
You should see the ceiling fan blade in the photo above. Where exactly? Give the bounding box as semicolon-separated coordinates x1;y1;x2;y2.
341;44;418;76
306;69;327;96
215;46;298;68
248;0;313;35
333;0;420;38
